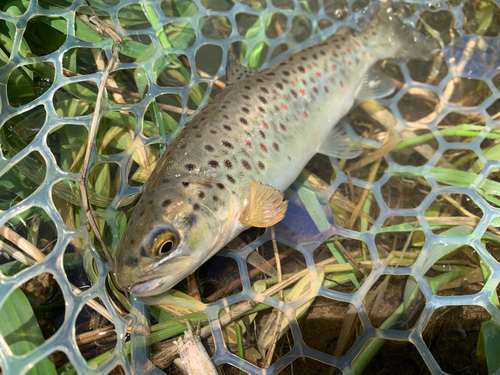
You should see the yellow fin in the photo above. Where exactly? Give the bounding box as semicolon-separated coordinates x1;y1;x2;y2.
239;181;288;227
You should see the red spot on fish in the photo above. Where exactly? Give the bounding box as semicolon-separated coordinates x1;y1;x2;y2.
324;86;329;93
363;36;368;40
346;49;351;54
302;112;307;118
299;89;305;95
260;144;267;152
282;104;288;110
262;121;268;128
340;81;343;88
333;51;338;56
332;65;337;71
224;160;232;168
273;143;280;151
208;161;219;169
369;53;373;57
242;160;251;170
245;140;250;146
279;124;286;131
355;42;361;47
348;61;352;66
316;72;321;77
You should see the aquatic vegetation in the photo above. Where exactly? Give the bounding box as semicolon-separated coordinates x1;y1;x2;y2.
1;0;500;374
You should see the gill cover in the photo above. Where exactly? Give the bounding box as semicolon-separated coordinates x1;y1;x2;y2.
115;176;237;297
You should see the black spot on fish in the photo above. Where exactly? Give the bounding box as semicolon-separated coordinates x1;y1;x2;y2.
126;256;138;267
198;192;205;199
260;87;269;94
162;199;171;207
130;239;135;245
222;140;233;148
240;117;248;125
227;175;236;183
298;66;305;73
223;114;229;119
242;95;250;100
242;160;251;170
259;130;265;139
223;125;231;131
256;78;263;83
139;209;145;217
244;85;251;90
184;213;198;227
205;145;214;152
258;162;265;170
209;160;219;168
266;72;275;76
320;50;326;56
300;56;307;61
282;70;290;76
216;183;225;189
182;181;190;187
258;107;265;113
312;54;318;60
273;143;280;151
313;87;318;94
193;203;200;211
276;83;283;90
185;164;195;172
213;196;219;201
258;96;267;104
224;159;232;168
195;134;202;138
242;107;250;114
290;89;297;98
210;130;217;134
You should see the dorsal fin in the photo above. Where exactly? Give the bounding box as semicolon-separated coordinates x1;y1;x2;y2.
226;53;261;85
239;181;288;227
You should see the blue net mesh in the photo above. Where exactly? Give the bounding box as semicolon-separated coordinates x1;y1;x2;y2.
1;0;500;373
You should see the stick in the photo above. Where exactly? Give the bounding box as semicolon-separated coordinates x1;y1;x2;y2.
79;2;123;273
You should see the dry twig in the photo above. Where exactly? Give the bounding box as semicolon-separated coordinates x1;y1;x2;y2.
79;1;122;273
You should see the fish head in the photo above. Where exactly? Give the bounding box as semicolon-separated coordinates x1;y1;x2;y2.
115;176;238;297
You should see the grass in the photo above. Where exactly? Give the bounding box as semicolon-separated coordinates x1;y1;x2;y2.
1;0;500;374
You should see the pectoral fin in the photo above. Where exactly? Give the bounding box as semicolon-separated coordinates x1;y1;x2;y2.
239;181;288;227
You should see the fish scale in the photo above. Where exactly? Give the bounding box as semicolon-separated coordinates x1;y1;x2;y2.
115;3;439;297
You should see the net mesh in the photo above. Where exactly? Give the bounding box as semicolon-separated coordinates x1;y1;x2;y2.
1;0;500;373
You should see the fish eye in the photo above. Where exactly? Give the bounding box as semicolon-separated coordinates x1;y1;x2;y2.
151;229;178;257
159;240;174;255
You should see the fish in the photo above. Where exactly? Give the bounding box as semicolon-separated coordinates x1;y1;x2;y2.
114;1;439;297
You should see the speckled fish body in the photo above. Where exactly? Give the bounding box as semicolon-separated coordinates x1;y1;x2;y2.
116;3;438;297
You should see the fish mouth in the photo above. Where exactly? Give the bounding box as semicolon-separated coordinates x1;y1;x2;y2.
129;256;193;297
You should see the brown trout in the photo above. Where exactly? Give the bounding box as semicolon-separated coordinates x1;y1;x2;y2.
115;2;438;296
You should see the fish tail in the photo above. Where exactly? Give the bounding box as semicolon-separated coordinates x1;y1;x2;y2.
369;0;440;60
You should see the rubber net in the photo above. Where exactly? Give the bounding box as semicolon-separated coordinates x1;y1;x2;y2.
1;0;500;374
